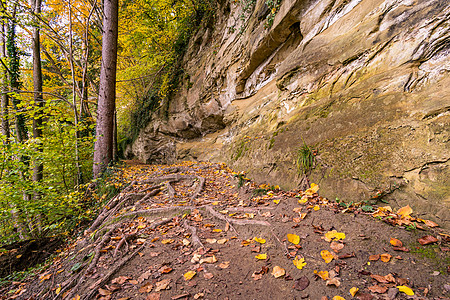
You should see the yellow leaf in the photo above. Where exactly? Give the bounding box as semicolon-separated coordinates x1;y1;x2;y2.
313;205;320;211
324;230;346;242
293;256;306;269
271;7;276;14
72;296;80;300
161;239;174;244
390;238;403;247
39;273;52;282
397;205;412;218
349;287;358;297
273;199;280;204
321;250;334;263
397;286;414;295
332;296;346;300
298;198;307;204
217;238;228;244
183;271;196;281
314;270;329;280
271;266;285;278
212;201;219;205
212;229;222;232
55;286;61;295
305;183;319;195
254;237;266;244
287;234;300;245
255;253;267;260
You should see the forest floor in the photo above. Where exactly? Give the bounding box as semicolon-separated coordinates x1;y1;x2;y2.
1;160;449;300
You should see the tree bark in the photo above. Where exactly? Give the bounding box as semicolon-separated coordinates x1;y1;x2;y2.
93;0;119;178
0;21;9;141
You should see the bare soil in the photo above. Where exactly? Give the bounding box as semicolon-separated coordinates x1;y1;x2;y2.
1;161;449;300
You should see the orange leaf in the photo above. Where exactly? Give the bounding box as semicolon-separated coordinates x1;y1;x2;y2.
397;205;412;218
380;253;392;262
390;238;403;247
287;234;300;245
369;254;380;261
271;266;285;278
314;270;329;280
321;250;334;263
368;285;387;293
418;235;438;245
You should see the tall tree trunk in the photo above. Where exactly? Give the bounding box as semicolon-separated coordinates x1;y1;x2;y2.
0;22;9;142
93;0;118;178
31;0;44;234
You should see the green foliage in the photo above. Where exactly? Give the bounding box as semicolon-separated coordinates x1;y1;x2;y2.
264;0;281;28
296;141;316;175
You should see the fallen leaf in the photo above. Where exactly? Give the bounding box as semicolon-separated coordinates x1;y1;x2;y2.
287;234;300;245
138;271;152;283
350;287;359;297
255;253;267;260
205;238;217;244
252;272;263;280
200;255;217;264
217;239;228;244
332;297;346;300
324;230;346;242
129;279;139;285
368;285;387;293
39;273;52;282
113;275;131;285
158;266;173;274
397;205;412;218
326;277;341;287
321;250;335;263
390;238;403;247
139;283;153;293
314;270;329;280
271;266;285;278
183;271;196;281
305;183;319;195
422;219;439;227
204;273;214;279
182;239;190;246
418;235;438;245
219;261;230;269
55;286;61;295
380;253;392;262
154;279;171;291
212;229;222;232
98;288;112;296
293;256;306;269
161;239;174;244
254;237;266;244
330;242;344;253
171;293;190;299
72;295;81;300
273;199;280;204
313;205;320;211
356;293;373;300
392;246;409;252
194;293;204;299
293;276;310;291
397;285;414;295
369;254;380;261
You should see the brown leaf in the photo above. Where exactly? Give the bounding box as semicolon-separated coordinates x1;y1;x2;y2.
356;293;374;300
392;246;409;252
139;283;153;293
158;266;173;274
112;276;131;285
380;253;392;262
338;252;355;259
293;276;310;291
367;285;387;293
330;241;344;253
370;274;389;283
422;219;439;227
204;273;214;279
98;288;112;296
390;238;403;247
171;293;190;299
369;254;380;261
146;293;160;300
129;279;138;285
154;279;171;292
252;272;263;281
138;270;152;283
219;261;230;269
418;235;438;245
326;277;341;287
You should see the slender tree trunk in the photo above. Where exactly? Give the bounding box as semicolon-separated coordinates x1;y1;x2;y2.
31;0;44;234
0;22;9;141
93;0;119;178
68;0;83;185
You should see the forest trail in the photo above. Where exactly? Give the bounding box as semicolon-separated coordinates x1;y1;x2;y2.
2;161;449;300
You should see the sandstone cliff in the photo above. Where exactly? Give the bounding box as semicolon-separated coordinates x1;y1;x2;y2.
128;0;450;227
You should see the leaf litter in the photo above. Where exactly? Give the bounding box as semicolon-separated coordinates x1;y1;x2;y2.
3;161;449;300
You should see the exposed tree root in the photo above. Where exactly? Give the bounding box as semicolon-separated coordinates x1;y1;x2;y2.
190;176;205;201
182;220;204;249
204;206;271;227
166;181;176;198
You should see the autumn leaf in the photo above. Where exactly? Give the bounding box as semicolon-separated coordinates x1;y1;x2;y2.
219;261;230;269
380;253;392;262
324;230;346;242
369;254;379;261
271;266;285;278
183;271;196;281
397;205;412;218
287;234;300;245
113;275;132;284
255;253;267;260
139;282;153;293
321;250;335;263
397;285;414;295
326;277;341;287
98;288;112;296
349;287;358;297
390;238;403;247
161;239;174;244
206;238;217;244
332;296;346;300
55;285;61;295
314;270;329;280
422;219;439;227
313;205;320;211
305;183;319;195
293;256;306;269
273;199;280;204
330;241;344;253
212;229;222;232
39;273;52;282
418;235;438;245
254;237;266;244
368;285;387;293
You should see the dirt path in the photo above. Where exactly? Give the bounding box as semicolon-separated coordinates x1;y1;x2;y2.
2;161;449;300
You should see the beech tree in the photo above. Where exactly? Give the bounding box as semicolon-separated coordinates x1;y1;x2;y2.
93;0;118;178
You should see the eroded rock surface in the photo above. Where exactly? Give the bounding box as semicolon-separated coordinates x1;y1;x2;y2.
129;0;450;227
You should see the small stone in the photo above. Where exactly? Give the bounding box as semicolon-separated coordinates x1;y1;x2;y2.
300;292;309;299
387;288;398;300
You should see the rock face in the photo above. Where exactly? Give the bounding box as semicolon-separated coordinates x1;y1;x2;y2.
129;0;450;227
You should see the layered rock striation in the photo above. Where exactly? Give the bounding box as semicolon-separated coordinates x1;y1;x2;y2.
129;0;450;227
